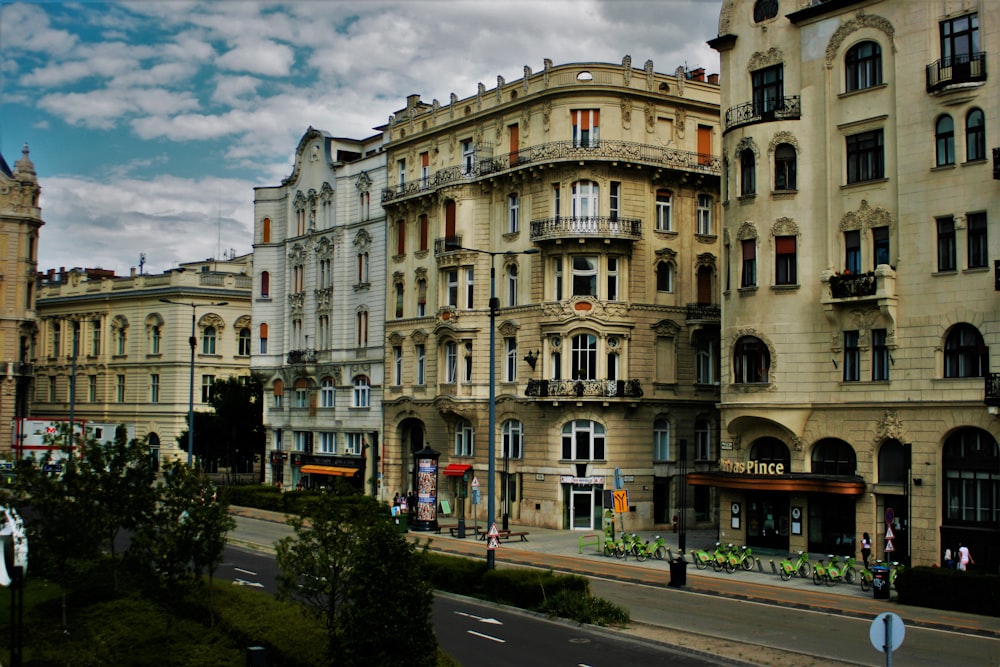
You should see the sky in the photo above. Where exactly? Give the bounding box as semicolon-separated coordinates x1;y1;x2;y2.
1;0;723;276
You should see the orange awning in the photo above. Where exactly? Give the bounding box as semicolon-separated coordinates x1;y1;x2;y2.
300;465;359;476
442;463;472;477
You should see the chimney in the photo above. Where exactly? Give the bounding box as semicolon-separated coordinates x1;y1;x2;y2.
130;266;137;277
690;68;705;82
708;73;720;85
406;94;421;110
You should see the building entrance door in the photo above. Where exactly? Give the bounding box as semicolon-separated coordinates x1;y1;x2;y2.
746;493;790;551
571;487;595;530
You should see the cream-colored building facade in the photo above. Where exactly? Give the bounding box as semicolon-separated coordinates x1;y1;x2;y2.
709;0;998;571
252;129;387;496
0;146;43;457
380;59;722;531
32;257;253;466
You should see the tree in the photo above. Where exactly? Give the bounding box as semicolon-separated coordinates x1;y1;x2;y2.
275;494;436;666
177;375;264;478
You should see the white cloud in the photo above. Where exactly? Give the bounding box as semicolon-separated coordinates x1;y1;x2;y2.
216;39;296;77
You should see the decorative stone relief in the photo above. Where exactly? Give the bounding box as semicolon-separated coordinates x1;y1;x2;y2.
645;59;655;91
496;75;505;102
734;136;759;160
523;66;531;94
839;199;895;233
288;243;306;264
411;329;427;345
747;48;784;72
771;217;800;237
498;321;520;337
652;319;681;337
768;131;799;155
289;292;304;316
644;102;656;133
621;98;632;130
674;66;686;97
388;332;403;346
542;99;552;132
875;409;905;444
543;58;553;88
696;252;716;270
826;11;896;66
315;287;332;313
355;171;371;192
718;0;735;35
736;221;758;241
622;55;632;86
655;247;678;263
354;229;371;251
675;108;686;139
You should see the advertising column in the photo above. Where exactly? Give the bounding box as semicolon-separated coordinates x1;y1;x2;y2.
411;445;440;532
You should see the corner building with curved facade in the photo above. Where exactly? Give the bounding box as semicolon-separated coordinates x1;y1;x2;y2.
708;0;998;570
380;59;722;531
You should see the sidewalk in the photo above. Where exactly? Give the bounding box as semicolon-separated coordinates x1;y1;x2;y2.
229;506;1000;640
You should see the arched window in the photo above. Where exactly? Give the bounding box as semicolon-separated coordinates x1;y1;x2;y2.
570;333;597;379
320;377;335;408
740;148;756;196
845;41;882;92
502;420;523;459
734;336;769;384
561;420;605;461
238;327;251;356
202;326;216;354
753;0;778;23
811;439;856;475
262;217;271;243
750;437;790;470
653;418;671;460
656;262;674;293
260;271;270;298
506;264;519;306
936;115;955;166
944;324;986;378
877;439;906;484
966;108;986;161
943;428;999;525
352;375;370;408
774;143;797;190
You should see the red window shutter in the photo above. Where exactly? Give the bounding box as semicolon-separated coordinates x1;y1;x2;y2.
776;236;796;254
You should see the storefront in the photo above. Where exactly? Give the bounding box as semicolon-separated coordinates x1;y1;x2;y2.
561;475;606;530
290;453;364;490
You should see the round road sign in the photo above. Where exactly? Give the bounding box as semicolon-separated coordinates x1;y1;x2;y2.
869;612;905;654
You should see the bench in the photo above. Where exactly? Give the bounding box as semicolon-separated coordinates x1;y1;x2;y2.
477;529;530;542
435;523;457;535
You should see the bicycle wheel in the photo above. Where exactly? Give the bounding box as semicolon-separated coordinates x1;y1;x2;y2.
741;557;755;572
779;565;792;581
694;556;708;570
653;547;665;560
603;543;613;557
825;571;837;587
860;575;871;592
614;545;626;559
636;550;648;562
844;568;856;585
798;562;812;578
725;560;736;574
813;570;823;585
712;559;723;572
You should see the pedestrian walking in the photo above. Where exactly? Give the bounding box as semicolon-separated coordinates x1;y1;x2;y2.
860;532;871;568
958;543;974;571
944;547;954;569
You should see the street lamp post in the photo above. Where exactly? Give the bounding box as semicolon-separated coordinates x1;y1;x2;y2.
159;298;228;466
458;246;538;570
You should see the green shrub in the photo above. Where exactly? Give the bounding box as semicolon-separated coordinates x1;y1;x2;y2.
539;589;630;627
481;568;590;609
896;566;1000;616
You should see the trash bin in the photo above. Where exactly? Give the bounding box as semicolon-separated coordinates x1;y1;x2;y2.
392;513;408;533
871;565;890;600
246;646;266;666
669;556;687;588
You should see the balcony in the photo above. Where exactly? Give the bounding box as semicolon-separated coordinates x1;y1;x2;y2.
525;378;643;399
926;52;987;93
993;147;999;180
724;96;801;133
829;272;877;299
986;374;1000;407
530;216;642;243
286;348;316;364
382;140;721;204
433;236;463;256
686;303;720;322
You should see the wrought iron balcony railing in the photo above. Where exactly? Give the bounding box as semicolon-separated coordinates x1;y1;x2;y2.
530;216;642;242
829;272;877;299
382;139;721;204
286;348;316;364
525;378;643;399
686;303;720;321
926;52;987;92
986;373;1000;406
433;236;463;255
724;96;801;133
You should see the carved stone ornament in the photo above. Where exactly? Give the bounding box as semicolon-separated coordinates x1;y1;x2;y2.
523;66;531;94
696;252;717;270
621;98;632;130
875;409;905;444
388;332;404;346
771;217;800;238
655;247;678;263
411;329;427;345
736;221;758;241
288;292;304;316
355;171;372;192
768;131;799;155
199;312;225;332
674;66;686;97
315;236;334;259
315;287;332;313
644;102;656;133
747;48;784;73
354;229;371;251
320;182;333;205
288;243;306;264
718;0;735;35
622;55;632;86
644;59;655;92
652;319;681;337
675;108;686;139
839;199;894;233
498;320;520;337
826;11;896;66
734;136;759;160
234;314;252;330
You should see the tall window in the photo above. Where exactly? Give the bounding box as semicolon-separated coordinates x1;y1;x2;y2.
571;109;600;148
940;13;979;64
561;420;605;461
321;377;335;408
357;252;369;283
420;151;429;186
697;195;713;235
151;325;161;355
553;257;563;300
464;268;474;310
454;419;474;456
261;217;271;243
506;265;519;306
502;420;523;459
116;374;126;403
444;341;458;383
319;432;336;454
846;129;884;183
774;235;797;285
571;180;599;218
318;315;329;349
936;115;955;166
238;328;251;356
943;428;998;526
968;212;988;269
695;419;713;461
346;432;364;455
272;380;283;409
741;239;757;287
293;379;307;408
461;139;475;175
571;333;597;380
872;226;890;267
259;323;268;354
116;328;127;355
655;189;672;231
609;181;621;220
352;376;370;408
937;216;956;272
88;376;96;402
845;41;882;92
397;158;406;186
293;265;304;292
415;343;426;385
944;324;986;378
552;183;561;217
740;148;756;195
656;262;674;292
150;374;160;403
751;64;783;116
653;419;671;461
774;143;796;191
843;330;860;382
696;338;716;384
395;219;406;255
606;256;619;300
393;346;403;386
844;230;861;274
734;336;769;384
92;319;101;355
202;375;215;403
872;328;890;381
571;256;598;297
395;283;404;318
356;310;369;346
418;214;429;251
505;338;517;382
508;194;519;234
260;271;270;298
416;278;427;317
966;108;986;161
445;269;459;307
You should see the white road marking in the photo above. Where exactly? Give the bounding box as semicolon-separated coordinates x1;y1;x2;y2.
235;567;257;575
467;630;505;643
455;611;502;624
233;578;264;588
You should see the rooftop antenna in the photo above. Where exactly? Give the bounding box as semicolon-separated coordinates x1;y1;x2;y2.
215;192;222;271
138;253;146;275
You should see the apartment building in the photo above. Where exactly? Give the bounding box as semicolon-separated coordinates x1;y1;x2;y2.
32;257;253;467
0;146;43;456
380;58;722;531
252;128;387;495
709;0;998;570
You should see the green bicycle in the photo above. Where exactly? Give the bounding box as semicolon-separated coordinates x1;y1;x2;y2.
778;550;811;580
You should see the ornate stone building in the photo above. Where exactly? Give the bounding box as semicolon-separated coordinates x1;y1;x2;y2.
252;129;387;495
709;0;998;571
0;146;43;457
380;59;722;531
33;257;253;467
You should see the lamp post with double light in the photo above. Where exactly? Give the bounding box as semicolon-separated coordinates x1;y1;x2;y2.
159;298;228;466
456;246;538;570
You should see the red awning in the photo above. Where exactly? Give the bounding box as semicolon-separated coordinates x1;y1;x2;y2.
442;463;472;477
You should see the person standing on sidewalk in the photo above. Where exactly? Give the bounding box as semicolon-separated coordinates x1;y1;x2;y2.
860;532;871;568
958;543;974;571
